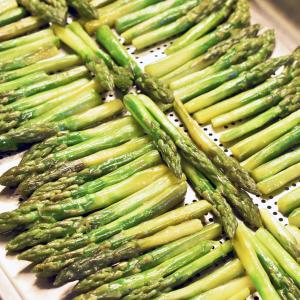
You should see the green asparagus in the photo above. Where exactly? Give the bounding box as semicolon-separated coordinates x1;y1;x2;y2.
67;0;98;19
0;7;26;27
0;0;18;15
278;186;300;215
289;209;300;228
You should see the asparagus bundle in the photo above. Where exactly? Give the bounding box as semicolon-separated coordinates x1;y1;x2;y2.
289;209;300;227
131;0;230;50
73;223;221;293
125;94;262;228
0;7;26;27
278;186;300;215
145;0;250;78
96;25;174;104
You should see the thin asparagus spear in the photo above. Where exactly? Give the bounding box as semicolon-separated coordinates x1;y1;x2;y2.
122;241;233;300
252;147;300;182
96;25;174;104
66;0;98;19
0;0;17;15
115;0;186;33
278;187;300;215
257;162;300;195
0;7;26;27
233;223;281;300
286;225;300;245
242;125;300;172
18;0;68;25
120;0;201;43
157;259;243;300
90;0;114;8
164;0;235;54
145;0;250;78
138;94;262;228
132;0;228;50
231;110;300;160
256;228;300;286
260;209;300;262
289;209;300;227
187;55;290;116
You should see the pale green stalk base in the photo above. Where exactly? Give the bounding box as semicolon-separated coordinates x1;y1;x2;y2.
278;186;300;215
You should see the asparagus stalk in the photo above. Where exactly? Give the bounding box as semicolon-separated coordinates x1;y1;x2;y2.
242;125;300;172
18;0;68;25
145;0;250;78
120;0;201;43
0;0;18;15
187;55;290;117
132;0;228;50
286;225;300;244
233;223;281;300
260;209;300;262
66;0;98;19
136;94;262;228
228;288;251;300
90;0;114;8
231;110;300;160
257;162;300;195
256;228;300;287
289;209;300;227
96;25;174;104
278;187;300;215
252;147;300;183
191;276;254;300
161;24;260;84
115;0;187;33
0;7;26;27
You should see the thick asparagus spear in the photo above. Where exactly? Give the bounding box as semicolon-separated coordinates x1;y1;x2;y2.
132;0;228;50
252;147;300;183
0;7;26;27
66;0;98;19
145;0;250;78
18;0;68;25
74;223;221;294
278;186;300;215
96;25;174;104
120;0;202;43
260;209;300;262
0;0;18;15
233;223;281;300
256;228;300;286
289;209;300;228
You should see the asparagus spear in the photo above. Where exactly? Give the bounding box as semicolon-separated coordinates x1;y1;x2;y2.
260;209;300;262
257;162;300;195
187;55;290;117
90;0;114;8
132;0;228;50
278;186;300;215
228;288;251;300
286;225;300;245
120;0;202;43
96;25;174;104
0;7;26;27
289;209;300;227
252;147;300;183
115;0;186;33
256;228;300;287
145;0;250;78
233;223;281;300
66;0;98;19
161;24;260;84
231;110;300;160
136;94;262;228
18;0;68;25
242;125;300;172
0;0;17;14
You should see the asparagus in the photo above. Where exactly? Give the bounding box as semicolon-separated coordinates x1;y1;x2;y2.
242;125;300;172
122;241;233;300
0;7;26;27
278;187;300;215
18;0;68;25
260;209;300;262
174;98;260;195
289;209;300;227
74;239;215;299
191;276;254;300
66;0;98;19
233;223;281;300
252;147;300;183
115;0;187;33
135;94;262;228
157;259;243;300
257;162;300;195
286;225;300;245
132;0;228;50
256;228;300;287
187;55;290;117
120;0;202;43
90;0;114;8
231;110;300;160
145;0;250;78
165;0;235;54
161;24;260;84
0;0;18;15
214;78;300;129
173;30;274;99
96;25;174;104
